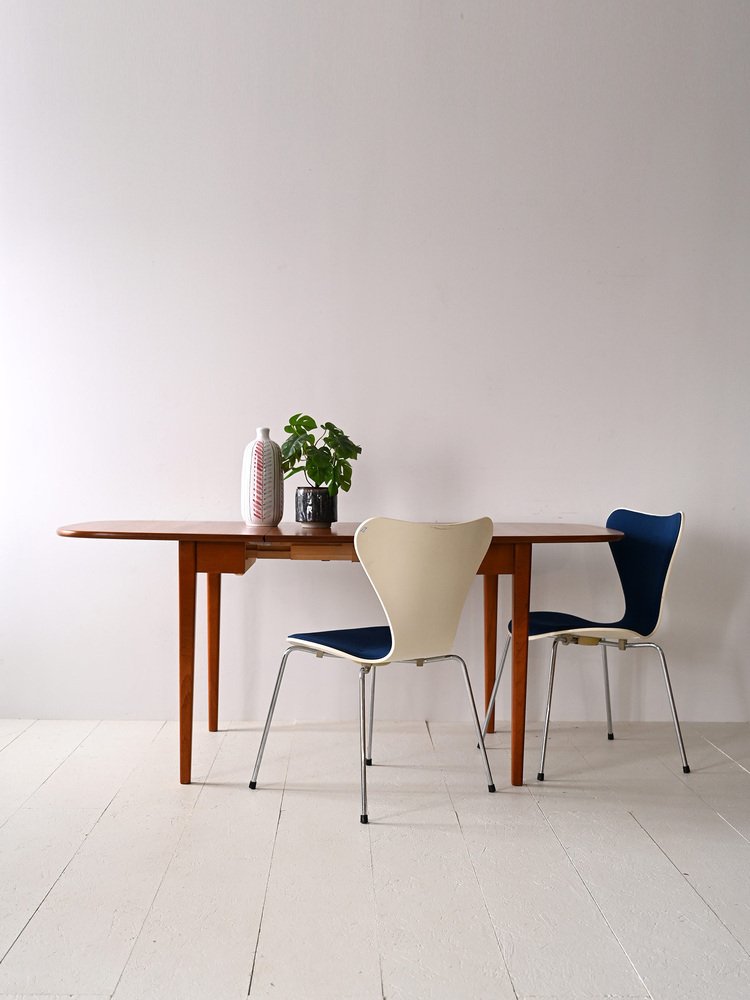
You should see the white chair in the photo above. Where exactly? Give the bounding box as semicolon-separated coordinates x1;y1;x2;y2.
482;508;690;780
250;516;496;822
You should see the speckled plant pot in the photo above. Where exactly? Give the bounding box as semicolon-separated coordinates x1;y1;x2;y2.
295;487;337;526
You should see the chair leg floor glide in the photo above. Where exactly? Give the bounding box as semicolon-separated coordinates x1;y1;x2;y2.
249;646;296;790
602;645;614;740
250;649;496;821
359;665;369;824
650;641;690;774
365;666;376;767
536;637;691;781
451;654;496;793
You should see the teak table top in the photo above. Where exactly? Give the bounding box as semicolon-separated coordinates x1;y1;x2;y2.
59;520;621;545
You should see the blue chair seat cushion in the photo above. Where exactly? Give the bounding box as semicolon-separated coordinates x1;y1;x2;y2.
288;625;393;661
511;611;624;637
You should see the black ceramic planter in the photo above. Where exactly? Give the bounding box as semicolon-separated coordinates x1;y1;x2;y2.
295;487;338;525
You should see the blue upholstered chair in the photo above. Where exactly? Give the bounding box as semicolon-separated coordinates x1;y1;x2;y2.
482;509;690;780
250;517;496;823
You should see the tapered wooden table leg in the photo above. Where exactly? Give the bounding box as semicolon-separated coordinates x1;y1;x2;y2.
207;573;221;732
483;574;499;735
511;544;532;786
178;541;197;784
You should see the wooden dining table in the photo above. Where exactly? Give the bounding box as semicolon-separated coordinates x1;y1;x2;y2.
57;520;621;786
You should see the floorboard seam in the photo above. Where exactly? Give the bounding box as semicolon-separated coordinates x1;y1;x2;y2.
0;719;37;755
714;811;750;845
678;736;750;843
0;721;151;969
0;720;102;833
366;823;386;1000
246;728;291;998
700;736;750;775
108;727;225;998
628;809;750;960
437;741;519;999
423;718;434;751
531;792;655;1000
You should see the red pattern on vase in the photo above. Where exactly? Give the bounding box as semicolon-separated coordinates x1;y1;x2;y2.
241;428;283;526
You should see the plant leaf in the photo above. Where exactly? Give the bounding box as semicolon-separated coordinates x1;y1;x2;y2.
280;416;361;494
322;423;362;461
304;446;333;488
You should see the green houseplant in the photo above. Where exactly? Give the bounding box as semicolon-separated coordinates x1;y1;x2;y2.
281;413;362;524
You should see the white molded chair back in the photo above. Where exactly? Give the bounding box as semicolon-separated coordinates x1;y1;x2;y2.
354;517;493;663
251;515;497;820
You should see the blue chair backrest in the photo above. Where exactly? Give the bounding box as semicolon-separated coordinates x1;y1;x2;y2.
606;509;683;636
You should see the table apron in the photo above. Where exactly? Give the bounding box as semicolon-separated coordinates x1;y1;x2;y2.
478;544;515;575
194;539;518;575
195;542;255;575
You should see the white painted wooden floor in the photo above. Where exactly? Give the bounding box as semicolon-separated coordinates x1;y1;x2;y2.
1;718;750;1000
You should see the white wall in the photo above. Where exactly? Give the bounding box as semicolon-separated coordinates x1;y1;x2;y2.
2;1;749;725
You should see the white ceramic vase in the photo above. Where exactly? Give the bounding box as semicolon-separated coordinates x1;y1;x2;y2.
241;427;283;526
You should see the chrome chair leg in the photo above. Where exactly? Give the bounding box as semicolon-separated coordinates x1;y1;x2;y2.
538;637;561;781
450;655;496;792
366;666;376;765
250;646;295;789
602;644;614;740
481;633;511;738
359;665;370;823
634;641;690;774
